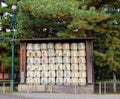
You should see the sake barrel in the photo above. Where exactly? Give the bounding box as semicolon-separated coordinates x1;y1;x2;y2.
26;78;33;84
34;51;41;57
48;50;55;56
27;58;34;64
63;57;70;64
63;43;70;49
27;51;34;57
79;64;86;71
27;71;34;78
55;43;62;49
41;50;48;57
71;43;78;50
33;71;41;78
78;57;86;64
34;65;42;71
41;57;48;64
78;50;86;56
71;64;78;71
41;71;48;78
49;71;55;78
48;78;55;85
71;50;78;57
64;78;71;85
27;43;33;50
56;57;62;63
33;58;41;64
49;57;55;63
71;57;78;64
63;64;70;70
48;43;54;49
63;50;70;56
42;64;48;70
71;71;79;78
56;64;63;70
64;71;71;78
78;43;85;49
56;71;63;78
49;64;55;70
33;78;40;84
55;50;62;56
41;43;47;49
41;78;48;85
71;78;78;85
27;64;33;71
79;71;86;78
33;43;40;50
79;78;86;85
56;78;63;85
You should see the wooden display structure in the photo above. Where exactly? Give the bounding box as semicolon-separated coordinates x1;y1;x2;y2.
18;38;94;93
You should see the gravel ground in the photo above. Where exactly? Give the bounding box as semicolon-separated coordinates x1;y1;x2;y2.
0;93;120;99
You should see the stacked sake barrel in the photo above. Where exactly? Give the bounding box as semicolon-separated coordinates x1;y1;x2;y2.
26;42;86;85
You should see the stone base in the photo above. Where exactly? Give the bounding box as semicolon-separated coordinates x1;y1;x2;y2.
18;84;94;94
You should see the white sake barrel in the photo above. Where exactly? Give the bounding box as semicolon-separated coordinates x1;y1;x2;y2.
27;71;34;78
64;78;71;85
78;50;86;56
27;43;33;50
55;50;62;56
56;64;63;70
34;65;42;71
34;58;41;64
49;57;55;63
49;71;55;78
71;50;78;57
79;78;86;85
41;71;48;78
41;50;48;57
33;71;41;78
71;64;78;71
71;78;78;85
48;43;54;49
48;50;55;56
63;57;70;64
41;57;48;64
41;78;48;85
63;43;70;49
27;51;34;57
42;64;48;70
26;78;33;84
49;64;55;70
33;43;40;50
41;43;47;49
56;57;62;63
48;78;55;85
71;57;78;64
56;78;63;85
27;64;33;71
79;71;86;78
64;71;71;78
63;50;70;56
56;71;63;78
79;64;86;70
78;43;85;49
27;58;34;64
55;43;62;49
33;78;40;84
34;51;41;57
71;43;78;50
63;64;70;70
78;57;86;64
72;71;79;77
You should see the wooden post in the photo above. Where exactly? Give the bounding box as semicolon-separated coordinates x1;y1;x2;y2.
99;82;101;95
104;82;106;94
